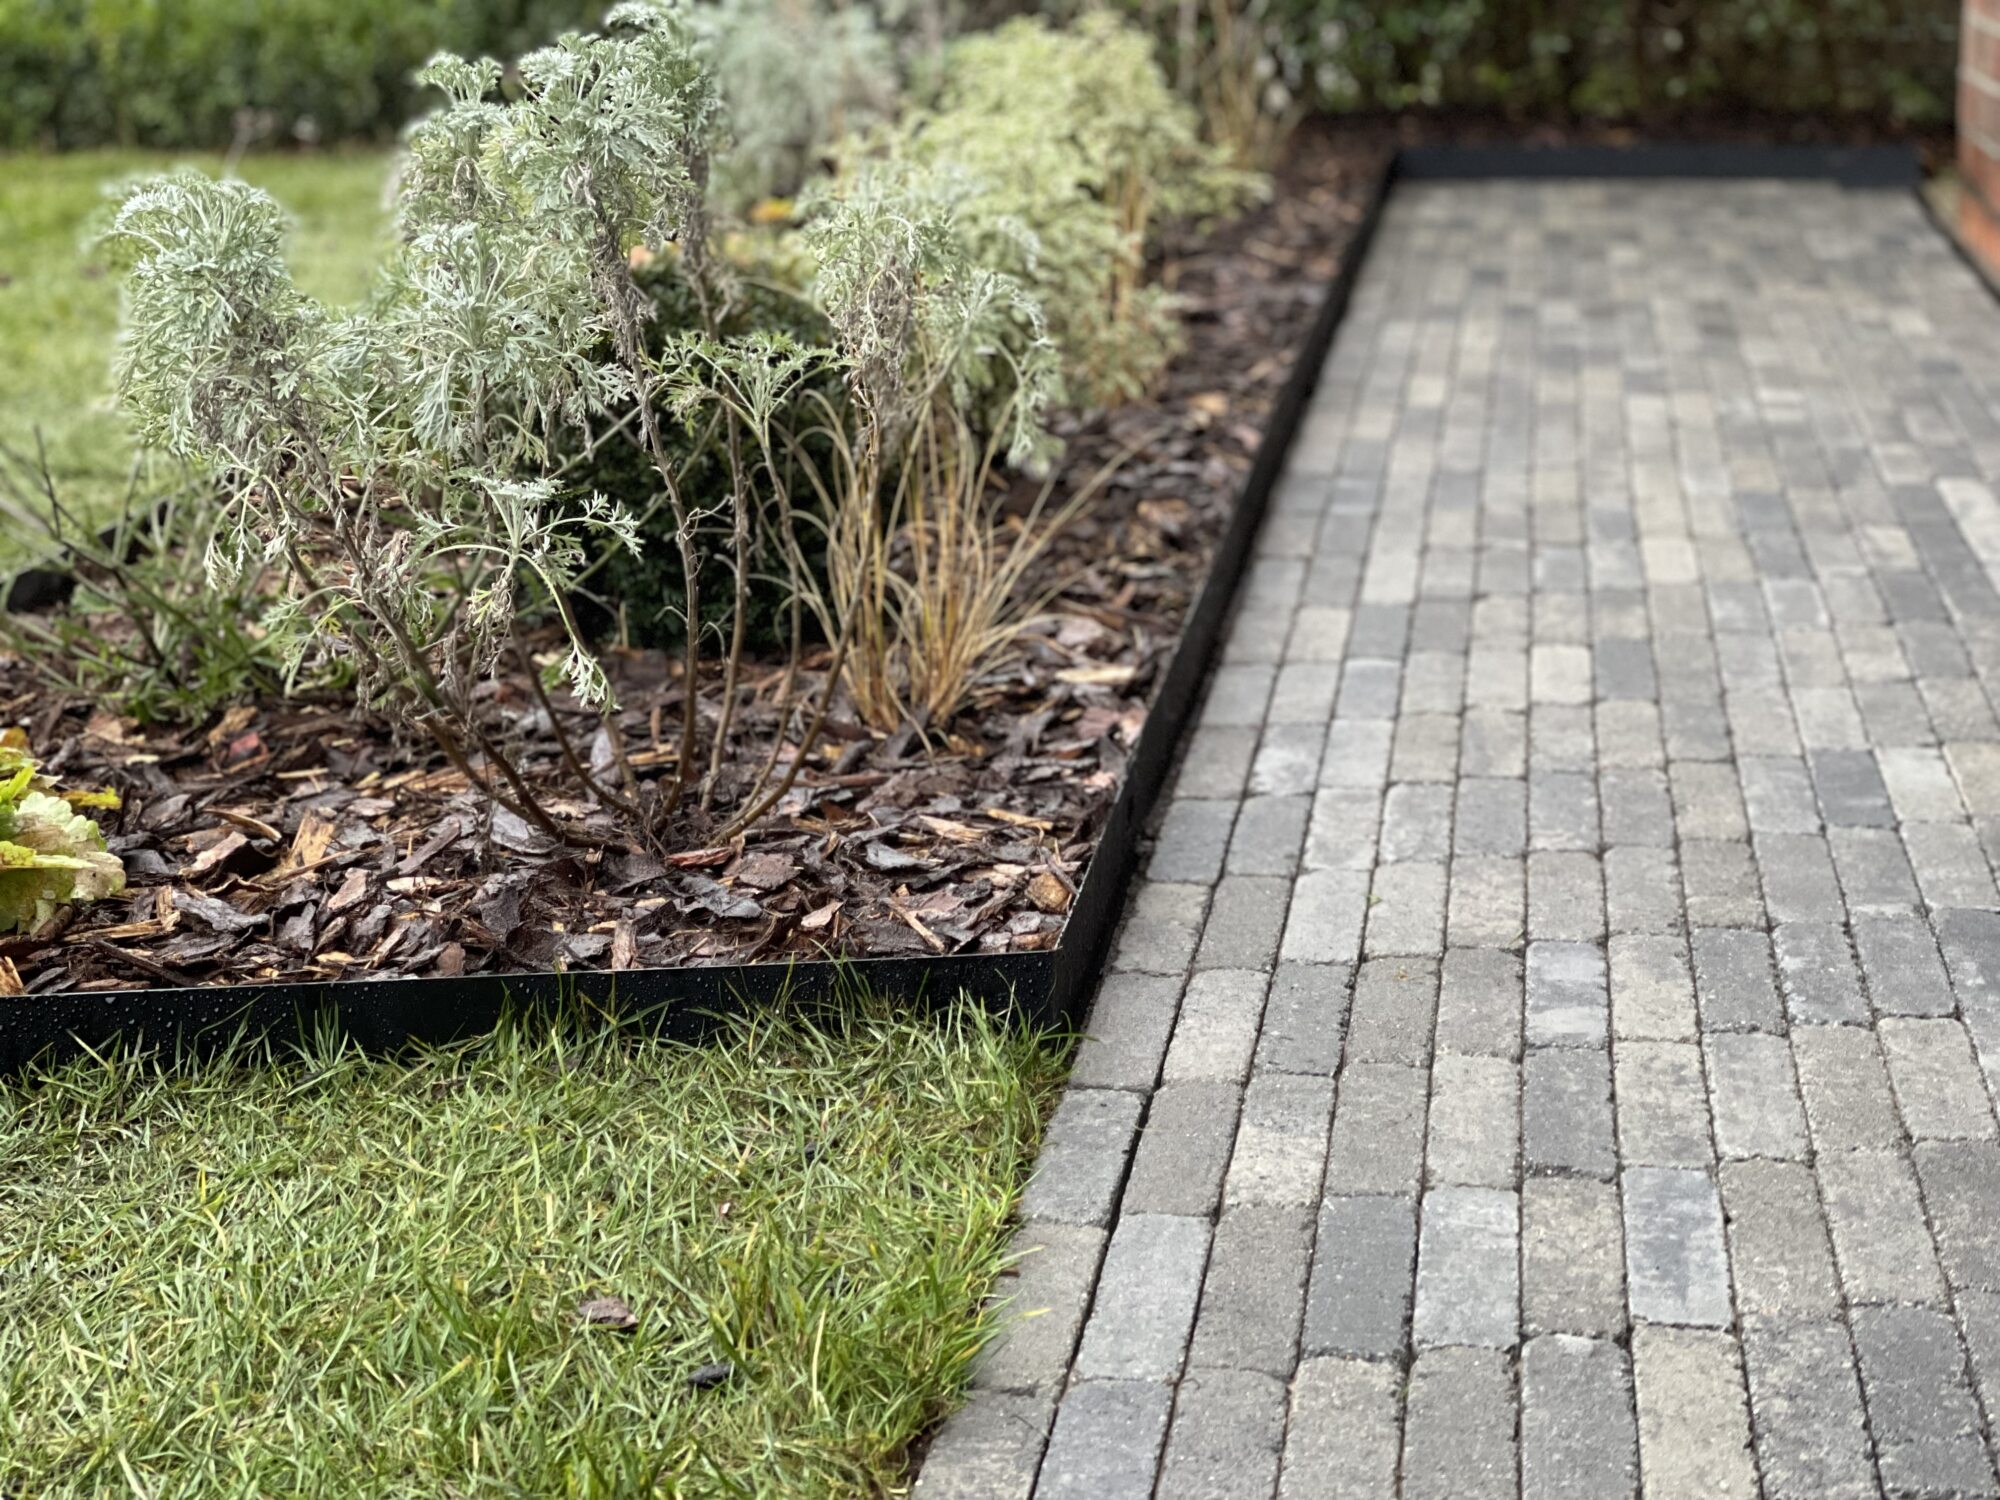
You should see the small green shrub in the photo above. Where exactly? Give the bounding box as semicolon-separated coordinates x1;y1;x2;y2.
896;12;1262;409
690;0;900;210
564;259;840;655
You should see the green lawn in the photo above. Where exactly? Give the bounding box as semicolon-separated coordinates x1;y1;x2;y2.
0;1003;1063;1497
0;150;392;536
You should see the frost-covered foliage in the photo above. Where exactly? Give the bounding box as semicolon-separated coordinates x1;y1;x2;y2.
899;12;1262;407
0;739;123;934
687;0;899;209
800;157;1056;469
101;7;738;836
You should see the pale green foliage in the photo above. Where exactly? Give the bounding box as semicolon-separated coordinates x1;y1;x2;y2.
0;746;124;935
686;0;899;209
100;6;745;827
900;11;1263;407
102;169;635;729
800;156;1057;469
792;159;1072;728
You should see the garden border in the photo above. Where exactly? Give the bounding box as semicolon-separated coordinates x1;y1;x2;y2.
0;161;1397;1071
0;138;1925;1072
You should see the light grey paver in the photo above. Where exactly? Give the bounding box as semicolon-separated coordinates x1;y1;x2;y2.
1413;1186;1519;1349
1631;1326;1757;1500
1224;1071;1335;1207
1622;1166;1732;1328
1425;1053;1519;1187
1819;1150;1950;1305
1522;1176;1627;1339
975;1222;1108;1395
1717;1160;1840;1319
1074;1215;1212;1383
1020;1088;1144;1228
1524;941;1608;1049
1704;1031;1809;1161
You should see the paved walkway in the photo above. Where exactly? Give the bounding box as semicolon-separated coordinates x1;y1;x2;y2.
917;177;2000;1500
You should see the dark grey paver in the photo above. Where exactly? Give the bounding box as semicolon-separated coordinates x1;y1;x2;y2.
1523;1047;1615;1179
1303;1194;1417;1359
1521;1335;1638;1500
1122;1080;1240;1218
1156;1369;1287;1500
1849;1305;1999;1499
1039;1380;1175;1499
1402;1347;1519;1500
1740;1317;1877;1500
1186;1206;1312;1377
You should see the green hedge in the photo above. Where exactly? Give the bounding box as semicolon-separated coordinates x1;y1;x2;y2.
1267;0;1959;124
0;0;1964;150
0;0;597;148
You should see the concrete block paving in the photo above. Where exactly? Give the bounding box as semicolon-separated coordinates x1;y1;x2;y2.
916;178;2000;1497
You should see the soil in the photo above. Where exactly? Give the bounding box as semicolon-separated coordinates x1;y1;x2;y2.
0;127;1389;993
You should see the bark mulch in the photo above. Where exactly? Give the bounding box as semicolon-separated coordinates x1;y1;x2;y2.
0;127;1388;994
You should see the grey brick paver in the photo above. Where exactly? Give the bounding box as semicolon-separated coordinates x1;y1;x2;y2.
1279;1358;1400;1498
1522;1176;1627;1339
1521;1335;1638;1500
1303;1194;1418;1359
1157;1368;1287;1500
1401;1348;1519;1500
1074;1215;1212;1382
1187;1206;1313;1376
1631;1326;1757;1500
1412;1186;1520;1349
1622;1166;1732;1328
1740;1317;1878;1500
1039;1380;1175;1499
928;178;2000;1498
1848;1306;2000;1499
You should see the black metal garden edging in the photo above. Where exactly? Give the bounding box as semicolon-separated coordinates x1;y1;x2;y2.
0;137;1926;1071
1393;141;1920;188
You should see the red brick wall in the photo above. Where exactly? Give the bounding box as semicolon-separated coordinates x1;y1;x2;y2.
1964;0;2000;270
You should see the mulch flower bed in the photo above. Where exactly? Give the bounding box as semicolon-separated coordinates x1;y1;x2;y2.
0;127;1386;994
